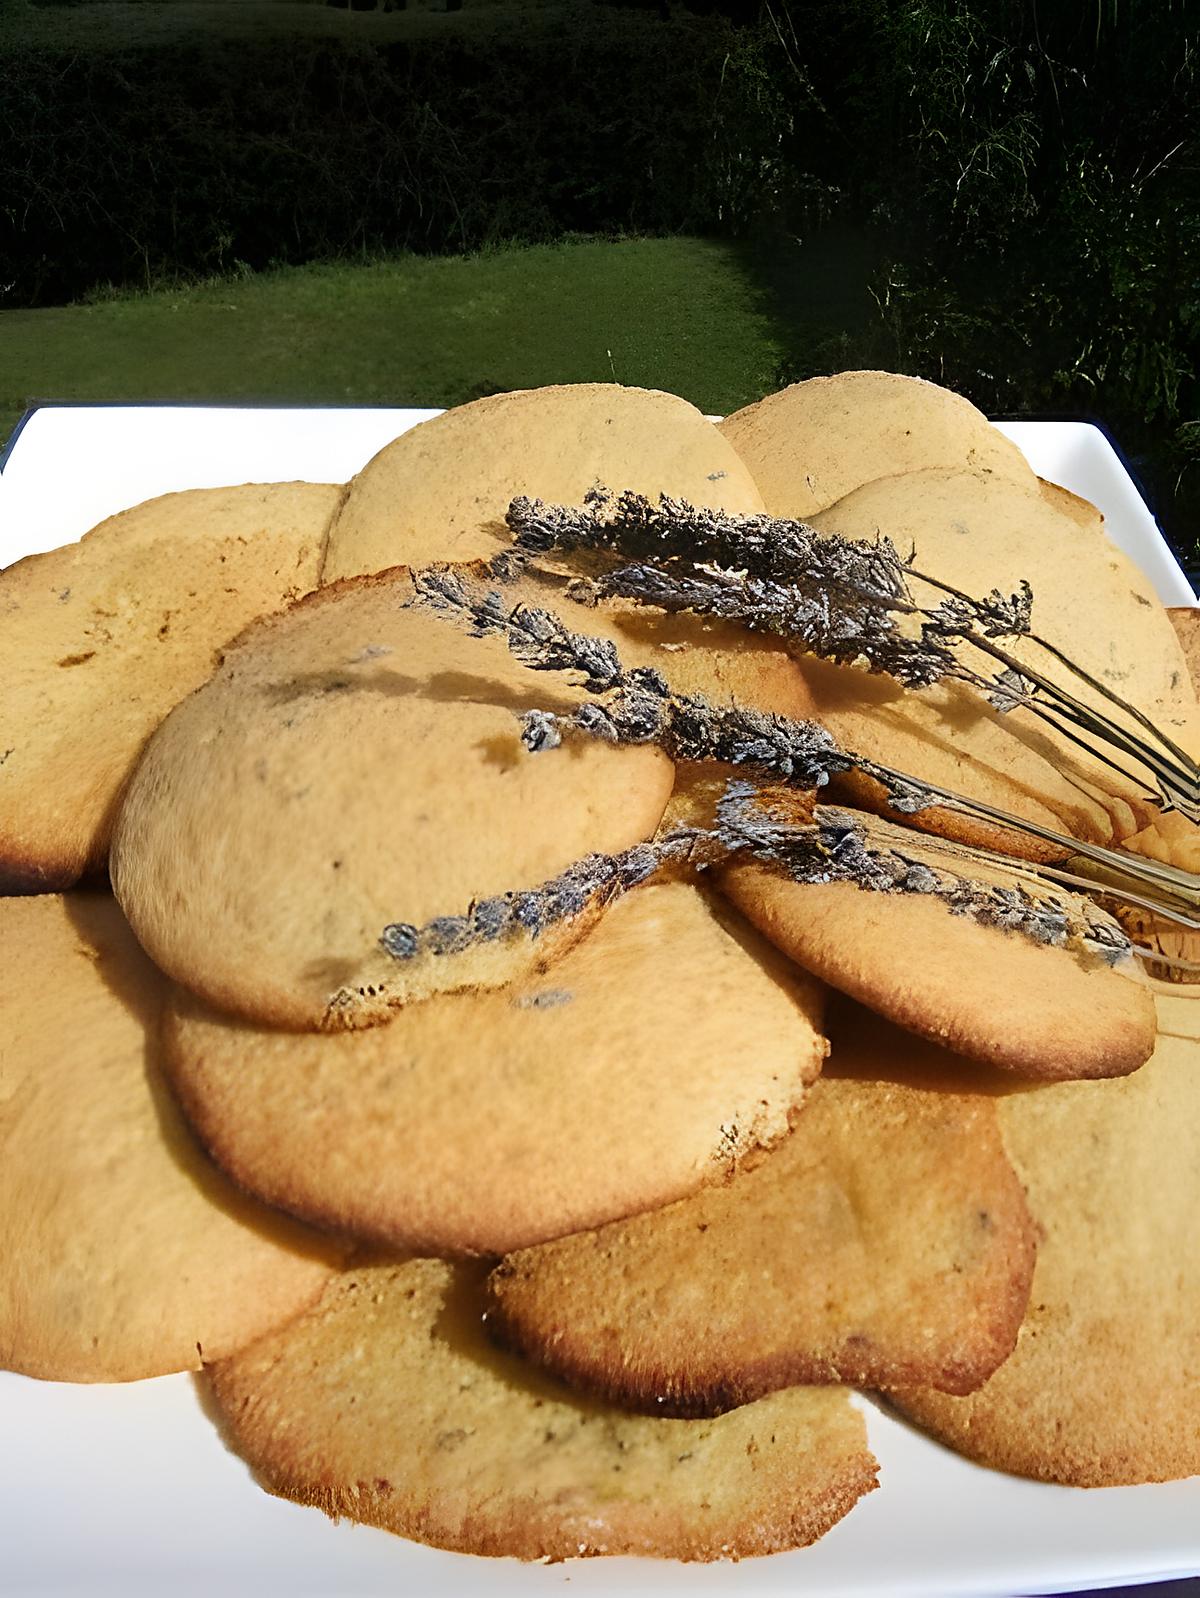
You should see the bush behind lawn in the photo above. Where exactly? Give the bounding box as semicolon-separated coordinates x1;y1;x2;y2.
0;10;792;308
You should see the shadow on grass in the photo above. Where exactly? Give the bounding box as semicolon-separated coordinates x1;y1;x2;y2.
724;217;889;399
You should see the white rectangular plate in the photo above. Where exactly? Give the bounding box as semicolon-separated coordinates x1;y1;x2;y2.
1;406;1197;1598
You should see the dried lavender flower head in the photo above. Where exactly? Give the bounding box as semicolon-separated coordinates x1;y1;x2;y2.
412;562;852;791
716;781;1130;966
507;488;909;601
379;831;715;968
507;487;1200;826
410;551;1200;935
505;490;967;688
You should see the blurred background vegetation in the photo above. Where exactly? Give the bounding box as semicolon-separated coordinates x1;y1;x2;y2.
1;0;1196;560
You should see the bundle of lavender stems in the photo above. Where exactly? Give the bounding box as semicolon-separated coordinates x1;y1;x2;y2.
380;492;1200;977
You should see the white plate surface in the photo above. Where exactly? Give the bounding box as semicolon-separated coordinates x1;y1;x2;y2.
1;406;1197;1598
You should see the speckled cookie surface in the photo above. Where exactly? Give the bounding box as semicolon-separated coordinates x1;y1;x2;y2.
718;371;1036;518
800;468;1193;855
0;894;341;1383
892;991;1200;1486
0;483;340;892
718;839;1156;1079
207;1257;878;1560
322;384;764;581
163;881;827;1255
110;570;674;1029
487;1004;1035;1413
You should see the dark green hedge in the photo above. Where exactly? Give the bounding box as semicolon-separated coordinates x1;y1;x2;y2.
0;14;791;307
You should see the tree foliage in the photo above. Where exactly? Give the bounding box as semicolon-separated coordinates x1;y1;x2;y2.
772;0;1199;559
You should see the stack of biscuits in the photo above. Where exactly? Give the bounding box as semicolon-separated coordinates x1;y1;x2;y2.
3;375;1198;1563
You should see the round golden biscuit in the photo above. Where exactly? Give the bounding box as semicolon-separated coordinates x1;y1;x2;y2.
487;1004;1036;1414
163;881;827;1255
802;467;1194;854
893;991;1200;1485
718;371;1036;517
111;570;674;1030
320;383;764;581
207;1257;878;1561
718;849;1156;1080
0;483;340;892
0;894;341;1383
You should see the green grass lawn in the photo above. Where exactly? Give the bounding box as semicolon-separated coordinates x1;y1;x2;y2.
0;237;787;448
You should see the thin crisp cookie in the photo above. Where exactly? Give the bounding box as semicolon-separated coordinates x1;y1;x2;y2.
717;808;1156;1080
486;1003;1036;1413
0;482;341;891
207;1257;878;1561
321;383;764;581
0;893;342;1383
111;568;674;1029
163;881;827;1255
891;991;1200;1486
718;371;1036;518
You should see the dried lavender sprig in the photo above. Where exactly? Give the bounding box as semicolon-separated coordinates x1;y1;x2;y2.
507;488;910;601
413;563;1200;931
519;693;852;787
414;566;854;788
858;756;1200;923
522;686;1200;934
586;549;1192;803
921;580;1034;641
714;783;1131;965
530;495;1112;738
414;566;630;693
803;780;1200;928
376;776;1131;973
591;557;1191;806
508;491;1200;818
588;562;959;688
588;541;1138;801
508;489;935;685
508;488;1036;662
519;490;1011;691
845;817;1188;932
582;561;1164;809
509;489;1032;652
379;828;719;964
